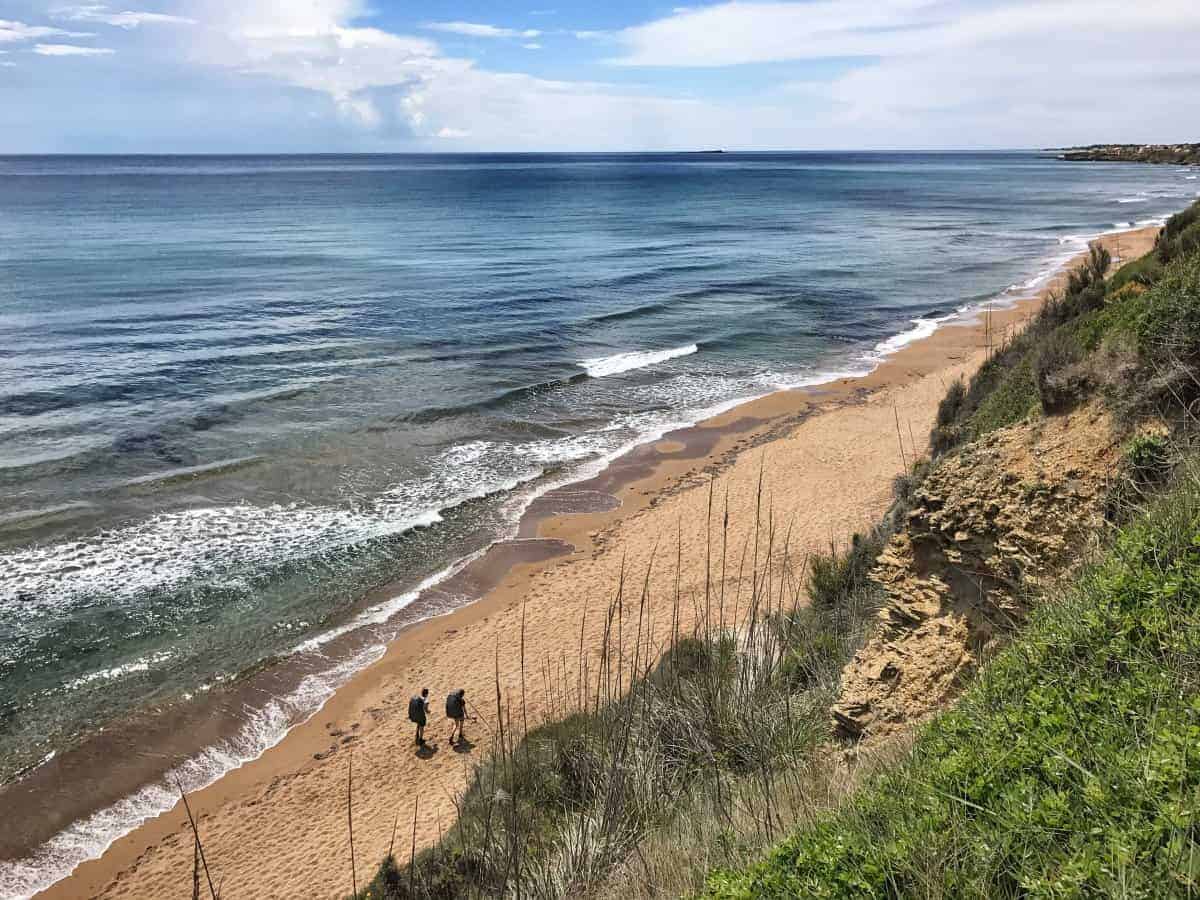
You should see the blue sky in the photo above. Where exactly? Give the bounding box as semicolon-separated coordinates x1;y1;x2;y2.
1;0;1197;152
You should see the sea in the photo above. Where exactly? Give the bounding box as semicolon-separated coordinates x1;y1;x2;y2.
1;151;1196;897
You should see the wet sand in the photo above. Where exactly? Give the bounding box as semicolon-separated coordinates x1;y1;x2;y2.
30;226;1160;900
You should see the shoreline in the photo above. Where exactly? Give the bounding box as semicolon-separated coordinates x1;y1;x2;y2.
12;222;1164;900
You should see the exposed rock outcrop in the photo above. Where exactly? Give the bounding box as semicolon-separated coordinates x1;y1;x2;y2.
832;404;1120;742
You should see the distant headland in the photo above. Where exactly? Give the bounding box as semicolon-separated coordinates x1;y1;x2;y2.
1050;143;1200;165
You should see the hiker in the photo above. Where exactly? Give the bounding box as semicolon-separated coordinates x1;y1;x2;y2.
446;688;470;745
408;688;430;745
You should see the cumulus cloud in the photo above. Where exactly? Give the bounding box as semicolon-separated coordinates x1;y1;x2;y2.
183;0;462;128
423;21;541;39
0;18;90;42
34;42;114;55
55;5;197;28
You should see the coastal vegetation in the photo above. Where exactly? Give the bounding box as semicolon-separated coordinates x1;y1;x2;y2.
340;201;1200;899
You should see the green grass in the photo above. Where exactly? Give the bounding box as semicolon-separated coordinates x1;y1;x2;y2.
704;468;1200;898
930;201;1200;458
968;353;1039;435
1135;248;1200;366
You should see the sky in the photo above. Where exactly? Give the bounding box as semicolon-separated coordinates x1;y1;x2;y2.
0;0;1198;152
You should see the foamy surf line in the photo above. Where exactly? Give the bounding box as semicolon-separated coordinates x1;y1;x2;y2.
910;213;1173;337
4;213;1173;900
581;343;698;378
0;642;392;900
0;549;487;900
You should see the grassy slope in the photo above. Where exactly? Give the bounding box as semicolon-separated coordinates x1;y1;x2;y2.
705;206;1200;898
706;474;1200;898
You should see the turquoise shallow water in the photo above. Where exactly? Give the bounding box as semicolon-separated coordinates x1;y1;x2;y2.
0;151;1196;897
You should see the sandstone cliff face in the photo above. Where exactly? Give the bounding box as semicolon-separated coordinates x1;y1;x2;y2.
832;404;1120;742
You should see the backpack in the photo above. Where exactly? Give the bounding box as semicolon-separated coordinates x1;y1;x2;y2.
446;692;465;719
408;695;426;723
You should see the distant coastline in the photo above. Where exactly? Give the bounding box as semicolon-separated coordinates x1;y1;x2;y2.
1050;143;1200;165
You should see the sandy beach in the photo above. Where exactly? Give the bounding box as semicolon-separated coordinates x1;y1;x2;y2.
31;225;1160;900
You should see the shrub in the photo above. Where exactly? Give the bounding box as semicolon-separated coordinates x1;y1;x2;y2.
1034;329;1088;412
1136;248;1200;367
807;528;886;610
969;354;1039;436
934;378;965;429
1124;432;1172;485
1156;200;1200;265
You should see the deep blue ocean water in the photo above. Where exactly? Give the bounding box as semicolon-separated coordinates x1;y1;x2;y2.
1;152;1197;895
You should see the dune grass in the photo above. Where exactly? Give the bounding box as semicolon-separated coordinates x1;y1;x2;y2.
352;472;917;899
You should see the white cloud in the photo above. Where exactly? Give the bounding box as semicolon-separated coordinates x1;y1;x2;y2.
183;1;467;130
167;0;808;149
423;21;541;39
27;0;1193;151
612;0;942;67
596;0;1200;147
612;0;1200;67
34;42;114;55
56;5;197;28
522;42;541;50
0;18;90;42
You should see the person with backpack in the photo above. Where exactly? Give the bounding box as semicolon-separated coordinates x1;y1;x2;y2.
408;688;430;745
446;688;470;746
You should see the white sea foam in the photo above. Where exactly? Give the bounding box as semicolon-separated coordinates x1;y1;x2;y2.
0;642;385;900
868;317;945;357
580;343;698;378
63;651;176;691
291;552;483;653
0;502;445;617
